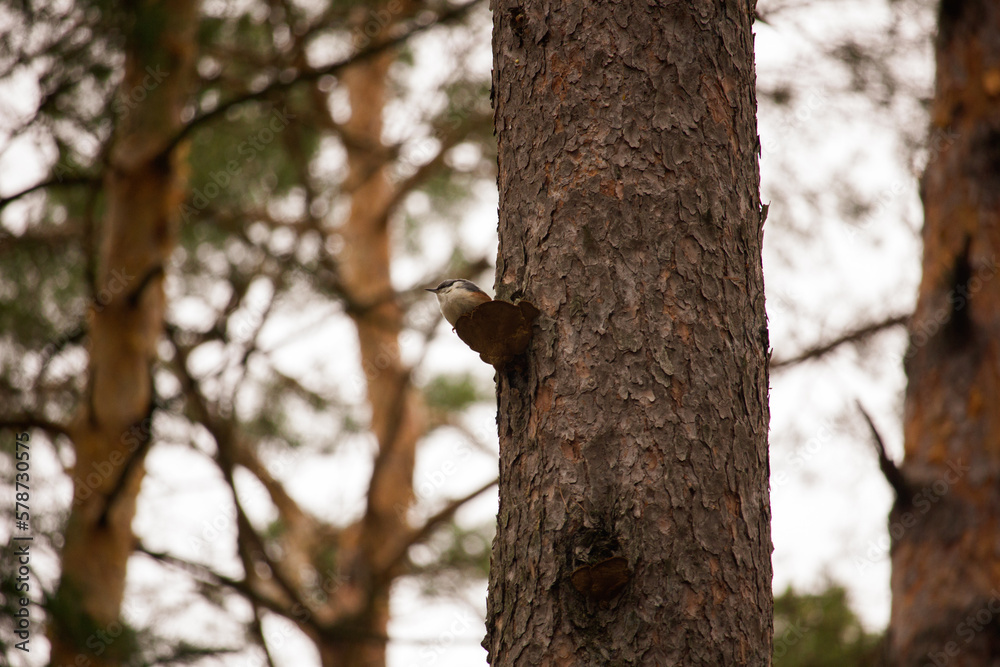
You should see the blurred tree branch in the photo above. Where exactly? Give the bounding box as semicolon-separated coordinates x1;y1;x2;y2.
0;415;70;438
856;400;910;503
770;313;909;370
377;477;497;582
0;175;101;212
159;0;487;160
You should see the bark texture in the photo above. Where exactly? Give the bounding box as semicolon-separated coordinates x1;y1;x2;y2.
485;1;771;664
890;2;1000;665
49;1;198;663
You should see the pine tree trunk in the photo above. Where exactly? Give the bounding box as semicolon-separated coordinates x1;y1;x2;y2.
48;1;198;663
889;3;1000;665
316;44;425;667
484;1;771;664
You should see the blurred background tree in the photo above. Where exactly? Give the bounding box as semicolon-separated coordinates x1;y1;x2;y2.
0;0;498;663
886;2;1000;664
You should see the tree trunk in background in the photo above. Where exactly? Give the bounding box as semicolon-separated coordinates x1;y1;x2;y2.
321;42;426;667
485;0;770;664
890;3;1000;665
49;1;198;663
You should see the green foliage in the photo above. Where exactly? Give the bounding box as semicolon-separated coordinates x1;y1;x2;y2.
185;102;315;213
423;373;486;412
773;584;883;667
45;583;141;663
0;235;86;344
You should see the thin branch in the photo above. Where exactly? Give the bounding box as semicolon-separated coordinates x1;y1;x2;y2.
229;433;312;534
250;603;278;667
856;400;911;503
0;225;83;255
448;420;500;456
380;109;494;225
377;477;497;581
0;415;70;438
138;543;394;644
164;324;320;628
770;313;909;370
157;0;486;160
0;175;100;212
227;278;279;404
97;376;157;526
136;543;287;616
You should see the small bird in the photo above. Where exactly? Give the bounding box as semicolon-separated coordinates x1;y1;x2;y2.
426;279;492;326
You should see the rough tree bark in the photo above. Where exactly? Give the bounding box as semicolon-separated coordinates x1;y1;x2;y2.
484;0;771;664
48;0;198;663
889;2;1000;665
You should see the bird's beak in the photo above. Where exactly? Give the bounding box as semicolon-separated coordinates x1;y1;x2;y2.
425;288;437;292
